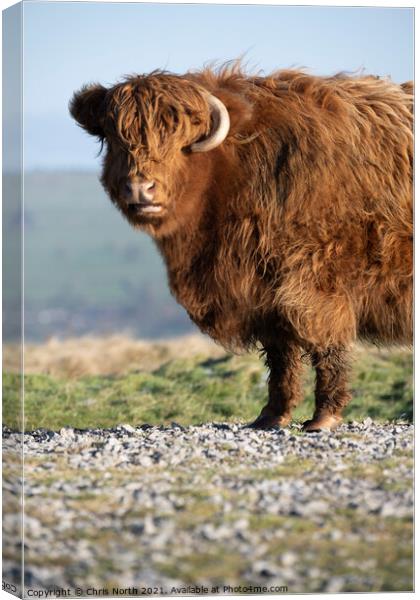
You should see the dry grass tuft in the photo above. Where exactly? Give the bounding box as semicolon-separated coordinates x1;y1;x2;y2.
4;334;226;378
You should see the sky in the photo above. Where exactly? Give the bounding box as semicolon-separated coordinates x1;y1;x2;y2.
19;1;414;170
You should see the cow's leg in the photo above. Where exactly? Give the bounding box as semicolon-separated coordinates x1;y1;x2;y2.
248;341;303;429
303;346;351;431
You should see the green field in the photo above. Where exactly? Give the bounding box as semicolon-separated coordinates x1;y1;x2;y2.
3;338;412;431
4;171;191;340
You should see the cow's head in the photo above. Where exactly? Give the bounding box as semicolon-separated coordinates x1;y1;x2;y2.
70;73;251;236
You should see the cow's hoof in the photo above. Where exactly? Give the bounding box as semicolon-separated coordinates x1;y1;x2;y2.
303;414;343;432
246;414;291;429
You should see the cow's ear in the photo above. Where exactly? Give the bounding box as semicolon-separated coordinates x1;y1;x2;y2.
69;84;107;137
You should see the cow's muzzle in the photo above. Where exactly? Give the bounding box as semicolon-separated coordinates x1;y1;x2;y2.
124;177;156;203
122;178;164;215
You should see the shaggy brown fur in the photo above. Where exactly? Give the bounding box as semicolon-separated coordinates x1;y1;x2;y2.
70;65;413;430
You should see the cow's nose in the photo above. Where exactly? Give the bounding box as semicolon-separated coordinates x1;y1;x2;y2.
124;179;156;203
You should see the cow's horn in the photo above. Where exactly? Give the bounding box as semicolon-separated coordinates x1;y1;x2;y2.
190;94;230;152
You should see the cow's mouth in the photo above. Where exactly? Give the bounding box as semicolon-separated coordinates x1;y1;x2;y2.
128;203;164;216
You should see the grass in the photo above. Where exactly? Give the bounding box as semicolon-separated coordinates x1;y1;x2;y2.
3;336;412;592
2;336;412;431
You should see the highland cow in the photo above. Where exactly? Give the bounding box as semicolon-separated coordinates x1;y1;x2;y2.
70;66;413;430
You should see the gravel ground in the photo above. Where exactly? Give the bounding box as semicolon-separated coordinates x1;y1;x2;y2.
3;421;414;595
